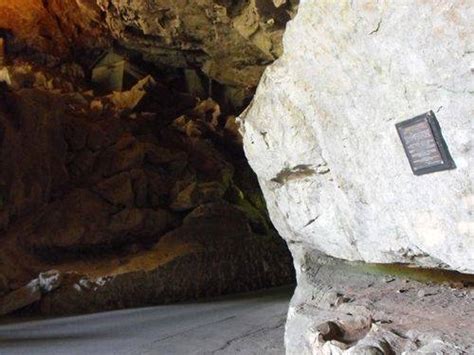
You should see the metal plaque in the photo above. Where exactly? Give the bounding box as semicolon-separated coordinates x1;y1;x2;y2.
396;111;455;175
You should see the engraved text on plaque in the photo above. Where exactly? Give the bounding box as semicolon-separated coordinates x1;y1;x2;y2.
396;111;455;175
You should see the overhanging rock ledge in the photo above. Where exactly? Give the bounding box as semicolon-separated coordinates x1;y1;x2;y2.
239;0;473;275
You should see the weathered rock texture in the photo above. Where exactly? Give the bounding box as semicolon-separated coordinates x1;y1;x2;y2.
240;0;474;274
98;0;297;87
240;0;474;353
0;61;294;316
0;0;107;58
0;0;297;102
286;251;474;354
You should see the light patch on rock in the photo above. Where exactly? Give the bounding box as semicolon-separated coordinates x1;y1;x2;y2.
0;67;11;85
107;75;156;111
38;270;62;293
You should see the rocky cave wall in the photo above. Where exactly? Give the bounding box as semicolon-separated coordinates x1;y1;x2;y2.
240;0;473;353
97;0;296;85
1;0;473;353
0;0;108;59
0;0;298;316
0;0;298;109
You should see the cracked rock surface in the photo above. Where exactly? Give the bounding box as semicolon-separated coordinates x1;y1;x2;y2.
0;0;297;99
240;0;474;273
98;0;297;88
0;61;294;316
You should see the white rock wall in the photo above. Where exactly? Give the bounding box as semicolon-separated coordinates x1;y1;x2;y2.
239;0;474;273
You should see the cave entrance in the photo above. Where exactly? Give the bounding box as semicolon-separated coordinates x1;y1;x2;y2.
0;0;299;317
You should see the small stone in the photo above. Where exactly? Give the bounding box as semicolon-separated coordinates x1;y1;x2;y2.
383;276;396;283
417;289;426;298
78;278;93;290
39;270;63;293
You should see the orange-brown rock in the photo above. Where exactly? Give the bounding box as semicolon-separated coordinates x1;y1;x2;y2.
0;0;297;110
35;201;294;315
97;0;297;88
0;0;107;58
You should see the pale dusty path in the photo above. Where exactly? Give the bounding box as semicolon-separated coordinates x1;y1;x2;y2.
0;286;293;355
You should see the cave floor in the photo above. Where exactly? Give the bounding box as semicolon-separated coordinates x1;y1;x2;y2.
286;253;474;354
0;286;294;355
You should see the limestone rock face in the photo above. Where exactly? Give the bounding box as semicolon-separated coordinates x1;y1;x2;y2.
240;1;474;273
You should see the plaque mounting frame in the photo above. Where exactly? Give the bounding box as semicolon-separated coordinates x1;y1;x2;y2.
396;111;455;176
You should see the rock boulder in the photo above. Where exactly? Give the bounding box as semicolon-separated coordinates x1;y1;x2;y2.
240;0;474;274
